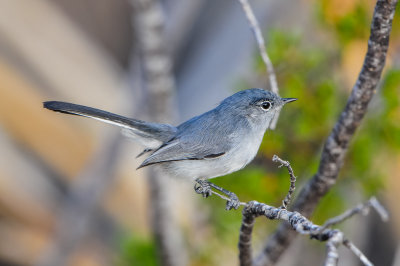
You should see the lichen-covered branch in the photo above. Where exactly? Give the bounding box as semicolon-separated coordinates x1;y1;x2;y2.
237;157;388;266
255;1;398;264
239;200;379;266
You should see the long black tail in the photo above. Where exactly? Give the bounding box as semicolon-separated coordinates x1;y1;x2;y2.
43;101;177;143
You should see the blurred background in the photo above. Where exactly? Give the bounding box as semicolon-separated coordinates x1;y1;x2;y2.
0;0;400;265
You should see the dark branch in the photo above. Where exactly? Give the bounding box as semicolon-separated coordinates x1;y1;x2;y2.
239;211;256;266
255;1;398;264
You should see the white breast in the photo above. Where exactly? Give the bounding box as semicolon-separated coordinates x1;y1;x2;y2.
223;129;265;174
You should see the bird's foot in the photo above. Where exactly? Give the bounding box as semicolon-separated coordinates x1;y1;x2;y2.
194;179;241;210
194;180;212;198
225;192;240;210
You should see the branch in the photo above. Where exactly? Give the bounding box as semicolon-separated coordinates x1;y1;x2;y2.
237;156;387;266
239;201;375;266
318;196;389;233
237;0;282;129
239;155;294;265
239;211;256;266
131;0;186;266
255;1;398;264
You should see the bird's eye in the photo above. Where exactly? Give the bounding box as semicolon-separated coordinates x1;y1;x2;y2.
261;101;271;110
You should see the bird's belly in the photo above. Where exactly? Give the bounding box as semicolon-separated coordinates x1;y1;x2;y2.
160;158;235;180
160;136;262;180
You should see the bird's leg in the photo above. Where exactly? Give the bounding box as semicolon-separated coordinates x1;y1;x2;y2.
194;179;240;210
194;179;212;198
207;182;240;210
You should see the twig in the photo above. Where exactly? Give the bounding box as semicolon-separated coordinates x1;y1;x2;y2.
255;1;398;264
343;239;373;266
237;0;282;129
318;196;389;233
369;196;389;222
237;0;278;95
272;155;296;209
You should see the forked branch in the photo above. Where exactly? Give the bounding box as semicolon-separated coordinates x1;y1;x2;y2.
236;156;388;266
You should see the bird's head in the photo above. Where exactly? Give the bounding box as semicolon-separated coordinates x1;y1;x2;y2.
220;88;296;129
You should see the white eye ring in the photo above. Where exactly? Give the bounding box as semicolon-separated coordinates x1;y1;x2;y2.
261;101;271;110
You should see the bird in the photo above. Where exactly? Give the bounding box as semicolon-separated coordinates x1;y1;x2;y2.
44;88;296;210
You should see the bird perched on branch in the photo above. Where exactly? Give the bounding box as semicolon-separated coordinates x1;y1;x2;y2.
44;88;296;210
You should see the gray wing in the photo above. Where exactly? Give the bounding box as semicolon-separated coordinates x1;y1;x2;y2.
137;109;241;169
44;101;177;149
137;137;227;168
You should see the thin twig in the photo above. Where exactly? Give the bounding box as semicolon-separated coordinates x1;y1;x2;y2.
237;0;278;95
272;155;296;209
343;239;373;266
369;196;389;222
318;196;389;233
256;1;398;264
237;0;282;129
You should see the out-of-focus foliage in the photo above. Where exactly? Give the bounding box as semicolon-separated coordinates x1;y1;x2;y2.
118;235;157;266
318;0;371;44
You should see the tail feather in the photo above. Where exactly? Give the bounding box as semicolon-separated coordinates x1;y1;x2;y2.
43;101;177;147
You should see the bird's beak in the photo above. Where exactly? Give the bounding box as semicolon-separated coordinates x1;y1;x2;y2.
282;98;297;104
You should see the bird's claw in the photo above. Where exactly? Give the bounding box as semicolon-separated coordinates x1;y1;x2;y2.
194;181;212;198
225;193;240;210
195;180;240;210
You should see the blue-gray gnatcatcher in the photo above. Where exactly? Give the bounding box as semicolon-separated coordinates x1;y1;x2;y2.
44;88;296;209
